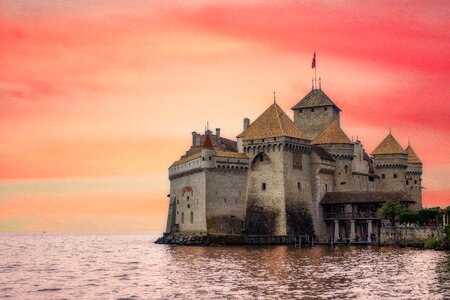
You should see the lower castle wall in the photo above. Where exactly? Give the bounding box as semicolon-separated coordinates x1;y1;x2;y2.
170;171;207;233
380;225;444;246
205;168;247;234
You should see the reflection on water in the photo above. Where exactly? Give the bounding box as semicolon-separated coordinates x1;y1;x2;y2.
0;233;448;299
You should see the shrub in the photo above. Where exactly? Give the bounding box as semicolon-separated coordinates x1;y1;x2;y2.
417;208;439;225
380;200;406;225
399;211;419;224
424;238;437;249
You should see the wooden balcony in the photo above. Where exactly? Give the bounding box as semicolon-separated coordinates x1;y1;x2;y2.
323;211;380;220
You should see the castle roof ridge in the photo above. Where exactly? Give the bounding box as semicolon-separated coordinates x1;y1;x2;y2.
312;121;352;145
371;133;406;155
405;145;422;164
291;88;341;111
238;102;310;141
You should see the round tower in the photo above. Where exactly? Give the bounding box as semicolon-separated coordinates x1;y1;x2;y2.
372;133;408;192
201;134;215;169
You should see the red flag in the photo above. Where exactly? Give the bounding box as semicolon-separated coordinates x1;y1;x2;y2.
311;52;316;69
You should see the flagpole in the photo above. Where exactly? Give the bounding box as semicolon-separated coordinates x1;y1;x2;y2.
315;50;317;90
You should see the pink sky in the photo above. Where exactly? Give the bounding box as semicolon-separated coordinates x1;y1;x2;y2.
1;1;449;232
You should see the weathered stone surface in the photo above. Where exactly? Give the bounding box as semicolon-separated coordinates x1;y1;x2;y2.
380;225;445;247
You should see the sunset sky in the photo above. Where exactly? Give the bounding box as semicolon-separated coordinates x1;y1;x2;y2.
1;1;449;232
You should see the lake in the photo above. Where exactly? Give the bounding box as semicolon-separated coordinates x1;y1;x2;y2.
1;233;448;299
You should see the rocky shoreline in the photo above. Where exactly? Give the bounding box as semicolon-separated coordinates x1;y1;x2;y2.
155;233;210;246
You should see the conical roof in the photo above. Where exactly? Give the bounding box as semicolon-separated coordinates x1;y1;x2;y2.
372;133;406;155
405;145;422;164
291;89;341;111
238;103;309;141
202;135;214;149
312;122;352;145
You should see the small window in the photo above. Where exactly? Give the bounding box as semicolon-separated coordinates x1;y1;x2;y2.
297;182;301;190
177;211;179;215
235;198;238;203
311;108;315;112
324;107;328;111
382;174;386;179
259;154;264;162
202;157;205;161
325;184;328;191
393;174;397;179
187;204;190;208
369;177;374;182
187;196;190;201
224;197;227;203
209;157;212;161
345;165;348;174
262;139;264;142
299;109;302;113
190;211;194;223
414;180;417;184
406;180;409;185
181;212;184;224
341;182;346;185
262;183;266;191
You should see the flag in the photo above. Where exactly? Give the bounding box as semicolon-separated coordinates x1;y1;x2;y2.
311;52;316;69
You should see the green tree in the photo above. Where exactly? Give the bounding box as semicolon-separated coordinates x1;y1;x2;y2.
380;200;405;226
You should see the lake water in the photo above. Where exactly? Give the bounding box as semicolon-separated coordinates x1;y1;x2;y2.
1;233;449;299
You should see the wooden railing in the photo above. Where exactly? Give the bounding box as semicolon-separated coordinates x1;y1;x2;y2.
324;212;380;220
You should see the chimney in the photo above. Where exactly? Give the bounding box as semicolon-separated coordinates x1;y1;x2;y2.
192;131;197;146
243;118;250;131
215;128;220;139
195;133;201;147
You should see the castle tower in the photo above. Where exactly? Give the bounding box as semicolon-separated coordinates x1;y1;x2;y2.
312;122;354;192
201;134;215;169
238;102;313;237
291;88;341;139
405;144;423;208
372;133;408;193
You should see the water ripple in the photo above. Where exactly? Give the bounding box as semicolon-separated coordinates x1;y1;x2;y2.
0;233;448;299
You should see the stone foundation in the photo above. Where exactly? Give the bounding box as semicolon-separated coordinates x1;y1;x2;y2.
380;225;445;248
155;233;294;246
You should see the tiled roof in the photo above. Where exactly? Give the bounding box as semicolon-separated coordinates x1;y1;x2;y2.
372;133;406;155
238;103;309;141
405;145;422;164
215;151;248;159
171;152;202;167
320;192;415;204
312;122;352;145
291;89;341;111
202;135;214;149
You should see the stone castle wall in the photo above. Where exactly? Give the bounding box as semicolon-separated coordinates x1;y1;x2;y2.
380;225;444;247
293;105;340;139
169;170;207;233
374;154;408;192
205;168;247;234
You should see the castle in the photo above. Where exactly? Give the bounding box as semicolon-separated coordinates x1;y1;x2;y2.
164;84;422;243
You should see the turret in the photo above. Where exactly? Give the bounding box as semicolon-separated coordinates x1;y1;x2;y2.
201;134;215;169
405;144;423;208
312;122;354;191
291;88;341;139
372;132;407;192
